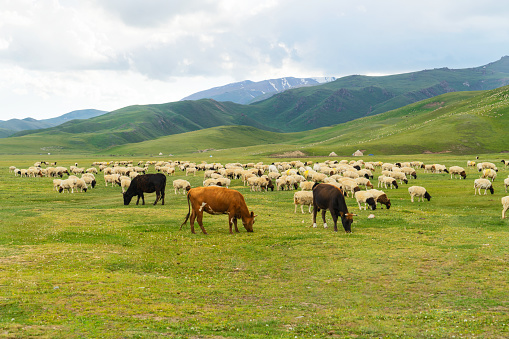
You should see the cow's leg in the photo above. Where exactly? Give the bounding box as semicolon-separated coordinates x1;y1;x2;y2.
312;205;318;227
190;210;196;234
329;210;338;232
196;212;207;234
321;210;328;229
141;193;145;205
161;190;165;205
136;195;140;205
233;217;239;233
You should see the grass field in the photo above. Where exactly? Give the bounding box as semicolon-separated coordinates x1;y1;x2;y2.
1;153;509;338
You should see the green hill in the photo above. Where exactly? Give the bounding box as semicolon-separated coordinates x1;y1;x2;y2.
102;85;509;157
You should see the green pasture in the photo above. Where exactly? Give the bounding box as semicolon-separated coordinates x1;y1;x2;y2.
1;153;509;338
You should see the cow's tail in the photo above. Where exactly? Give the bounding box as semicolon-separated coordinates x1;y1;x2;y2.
180;191;191;230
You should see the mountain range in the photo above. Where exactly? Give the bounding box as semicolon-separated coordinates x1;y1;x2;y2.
180;77;337;104
0;109;107;138
2;56;509;155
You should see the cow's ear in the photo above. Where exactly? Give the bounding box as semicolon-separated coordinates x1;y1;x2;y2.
251;212;257;218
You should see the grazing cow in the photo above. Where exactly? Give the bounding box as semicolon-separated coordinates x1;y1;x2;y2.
123;173;166;205
312;183;355;233
180;186;256;234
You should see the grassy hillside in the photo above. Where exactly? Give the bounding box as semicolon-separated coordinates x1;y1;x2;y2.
105;86;509;157
1;85;508;156
249;57;509;131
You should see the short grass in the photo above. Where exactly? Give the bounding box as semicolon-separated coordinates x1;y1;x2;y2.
1;154;509;338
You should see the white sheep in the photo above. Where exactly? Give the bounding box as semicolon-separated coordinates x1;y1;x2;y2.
477;162;498;172
75;178;88;192
293;191;314;213
337;178;360;197
355;177;374;189
449;166;467;179
81;175;96;188
504;177;509;193
173;179;191;194
408;186;431;202
481;168;497;182
354;191;377;210
53;179;62;191
104;174;121;187
59;178;77;193
474;179;494;195
203;178;220;187
299;181;315;191
502;196;509;219
121;177;131;193
389;171;408;184
378;176;399;189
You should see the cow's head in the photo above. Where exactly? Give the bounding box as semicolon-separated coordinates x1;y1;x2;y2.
123;192;133;205
340;212;354;233
242;211;256;232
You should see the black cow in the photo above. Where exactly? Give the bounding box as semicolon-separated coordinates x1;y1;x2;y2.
312;183;355;233
123;173;166;206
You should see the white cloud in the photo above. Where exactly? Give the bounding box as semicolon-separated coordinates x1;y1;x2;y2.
0;0;508;120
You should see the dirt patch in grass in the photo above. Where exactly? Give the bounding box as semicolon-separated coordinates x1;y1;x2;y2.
423;150;452;154
271;150;307;158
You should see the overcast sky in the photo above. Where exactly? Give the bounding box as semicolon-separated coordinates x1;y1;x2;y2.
1;0;508;121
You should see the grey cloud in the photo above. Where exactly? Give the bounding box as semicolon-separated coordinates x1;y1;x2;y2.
96;0;217;27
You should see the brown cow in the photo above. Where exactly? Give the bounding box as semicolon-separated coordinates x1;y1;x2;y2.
180;186;256;234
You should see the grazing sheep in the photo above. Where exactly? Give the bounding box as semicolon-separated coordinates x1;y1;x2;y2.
9;166;16;173
216;177;232;188
481;168;497;182
337;178;361;197
173;179;191;194
104;174;121;187
502;196;509;219
354;191;377;210
293;191;314;213
203;178;221;187
299;181;315;191
121;177;131;193
389;171;408;184
474;179;494;195
75;178;88;192
477;162;498;172
408;186;431;202
467;161;476;167
355;177;374;189
185;167;197;176
81;175;97;188
504;177;509;193
367;189;391;209
432;164;449;174
53;179;62;191
378;176;399;189
311;172;327;183
449;166;467;179
400;167;417;179
422;164;434;173
59;178;77;193
502;160;509;168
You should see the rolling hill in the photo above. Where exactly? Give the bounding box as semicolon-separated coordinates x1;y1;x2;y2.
2;84;507;156
0;109;107;138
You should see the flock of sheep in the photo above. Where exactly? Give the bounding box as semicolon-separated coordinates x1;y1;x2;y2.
8;157;509;220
